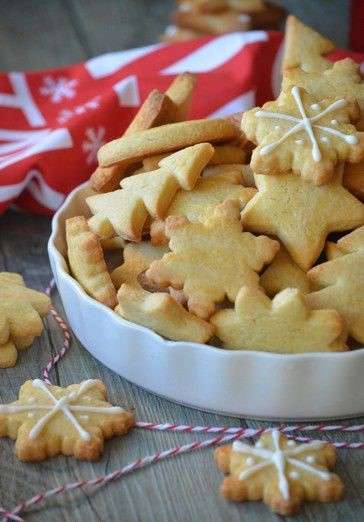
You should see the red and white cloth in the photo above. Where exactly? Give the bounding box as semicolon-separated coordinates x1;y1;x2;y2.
0;30;363;216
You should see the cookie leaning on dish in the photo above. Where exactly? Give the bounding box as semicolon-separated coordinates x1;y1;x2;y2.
211;286;347;352
65;215;117;308
307;226;364;344
0;273;51;368
112;242;214;343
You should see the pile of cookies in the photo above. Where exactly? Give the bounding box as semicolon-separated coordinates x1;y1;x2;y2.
161;0;285;43
66;16;364;354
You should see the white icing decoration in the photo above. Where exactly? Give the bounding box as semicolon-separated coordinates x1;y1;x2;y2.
331;119;338;125
0;379;125;442
305;455;315;464
255;86;358;162
80;415;90;421
295;139;304;145
321;136;330;144
274;125;280;130
232;430;331;501
311;103;320;111
289;471;299;479
246;457;255;466
27;413;34;418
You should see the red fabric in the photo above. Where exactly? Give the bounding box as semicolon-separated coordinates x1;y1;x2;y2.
0;31;363;216
350;0;364;52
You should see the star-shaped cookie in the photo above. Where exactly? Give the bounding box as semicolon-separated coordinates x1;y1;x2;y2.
211;286;346;352
145;199;279;318
0;272;51;368
242;86;364;184
241;171;364;270
0;379;134;461
215;429;344;515
307;226;364;344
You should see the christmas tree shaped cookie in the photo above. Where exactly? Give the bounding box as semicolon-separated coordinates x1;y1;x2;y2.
145;199;279;318
211;286;346;352
86;143;214;242
307;226;364;343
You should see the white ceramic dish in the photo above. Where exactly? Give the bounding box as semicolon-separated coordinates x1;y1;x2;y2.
48;182;364;420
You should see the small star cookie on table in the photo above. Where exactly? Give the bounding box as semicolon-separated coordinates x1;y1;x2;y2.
211;286;347;352
307;226;364;344
145;199;279;319
242;86;364;184
215;429;344;515
241;170;364;270
0;379;134;461
0;273;51;368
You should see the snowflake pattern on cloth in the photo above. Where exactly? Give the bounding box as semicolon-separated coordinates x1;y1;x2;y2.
39;76;78;103
82;127;105;165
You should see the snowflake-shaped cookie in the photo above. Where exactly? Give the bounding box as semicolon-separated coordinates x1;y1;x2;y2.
215;429;344;515
0;379;134;461
242;86;364;184
0;273;51;368
145;199;279;318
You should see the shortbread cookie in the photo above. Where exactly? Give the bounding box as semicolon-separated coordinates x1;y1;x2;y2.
173;10;251;35
97;118;240;167
66;216;117;308
282;15;335;72
344;161;364;201
115;285;213;343
283;59;364;132
307;226;364;343
146;199;279;318
112;243;213;342
260;245;311;296
215;429;344;515
242;87;364;184
150;171;256;245
241;170;364;270
111;242;169;289
203;164;256;187
211;286;346;352
0;379;134;461
164;72;197;122
0;272;51;368
87;144;213;242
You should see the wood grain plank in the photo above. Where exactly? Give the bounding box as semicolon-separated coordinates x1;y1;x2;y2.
0;0;87;70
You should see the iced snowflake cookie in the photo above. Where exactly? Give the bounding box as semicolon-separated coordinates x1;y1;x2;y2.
242;86;364;184
215;429;344;515
86;143;214;242
0;273;51;368
145;199;279;319
241;170;364;270
0;379;134;461
211;286;347;352
113;242;213;344
307;226;364;344
66;216;117;308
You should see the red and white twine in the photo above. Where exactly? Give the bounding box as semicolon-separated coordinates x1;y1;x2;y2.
0;279;362;521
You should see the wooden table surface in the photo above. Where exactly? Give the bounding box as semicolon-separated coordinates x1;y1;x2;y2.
0;1;363;521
